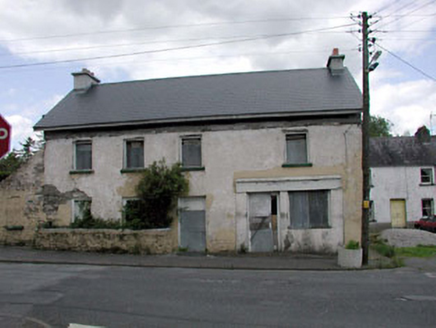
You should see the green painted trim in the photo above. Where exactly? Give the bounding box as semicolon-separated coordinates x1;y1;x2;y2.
69;169;94;175
120;168;146;173
282;163;313;168
181;166;205;172
4;225;24;231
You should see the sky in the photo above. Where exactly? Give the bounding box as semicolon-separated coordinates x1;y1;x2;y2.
1;0;435;151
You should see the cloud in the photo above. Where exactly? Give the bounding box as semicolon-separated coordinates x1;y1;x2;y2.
371;79;436;135
4;114;34;149
0;0;435;139
2;93;62;149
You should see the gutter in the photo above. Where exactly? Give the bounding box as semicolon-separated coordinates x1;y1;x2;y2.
34;109;362;132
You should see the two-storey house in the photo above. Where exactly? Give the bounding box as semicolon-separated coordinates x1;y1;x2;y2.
33;49;363;253
370;126;436;227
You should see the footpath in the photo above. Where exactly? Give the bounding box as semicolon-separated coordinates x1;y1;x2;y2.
0;245;400;271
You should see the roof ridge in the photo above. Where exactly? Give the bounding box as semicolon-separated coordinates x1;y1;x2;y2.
98;67;331;87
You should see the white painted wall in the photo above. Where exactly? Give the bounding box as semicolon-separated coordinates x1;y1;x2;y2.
44;122;362;252
371;166;436;223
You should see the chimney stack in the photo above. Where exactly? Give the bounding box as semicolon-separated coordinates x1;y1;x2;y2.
415;126;431;143
72;68;100;92
326;48;345;76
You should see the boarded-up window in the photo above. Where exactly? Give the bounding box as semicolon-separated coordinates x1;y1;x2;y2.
421;168;433;184
286;134;307;164
289;190;329;229
126;140;144;168
75;141;92;170
182;137;202;168
422;199;434;217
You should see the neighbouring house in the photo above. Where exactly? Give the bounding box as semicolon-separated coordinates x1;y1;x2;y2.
1;49;363;254
370;126;436;228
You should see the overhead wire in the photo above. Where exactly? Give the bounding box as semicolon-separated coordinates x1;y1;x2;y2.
375;0;407;14
375;42;436;82
0;15;350;43
0;30;355;58
377;0;436;29
0;23;357;70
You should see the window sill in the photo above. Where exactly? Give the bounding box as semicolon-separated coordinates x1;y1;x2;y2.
69;169;94;175
120;168;146;174
282;163;313;168
419;183;435;187
288;226;331;230
181;166;205;172
4;225;24;231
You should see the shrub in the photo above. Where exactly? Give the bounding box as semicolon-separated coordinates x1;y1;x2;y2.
123;159;189;229
70;207;121;229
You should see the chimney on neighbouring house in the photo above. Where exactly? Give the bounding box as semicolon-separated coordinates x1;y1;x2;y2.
72;68;100;91
326;48;345;76
415;125;431;143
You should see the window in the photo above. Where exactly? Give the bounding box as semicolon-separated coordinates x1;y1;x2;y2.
125;140;144;169
73;199;91;222
286;134;308;164
181;136;202;168
422;199;434;217
420;168;433;185
75;140;92;170
122;198;141;224
289;190;329;229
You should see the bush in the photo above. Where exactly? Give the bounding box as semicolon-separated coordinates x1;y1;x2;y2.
123;160;189;229
70;207;121;229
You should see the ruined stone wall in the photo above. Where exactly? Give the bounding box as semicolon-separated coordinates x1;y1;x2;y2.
0;150;45;245
34;228;176;254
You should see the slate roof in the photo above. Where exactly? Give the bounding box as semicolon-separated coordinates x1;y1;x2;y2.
370;136;436;167
34;68;362;131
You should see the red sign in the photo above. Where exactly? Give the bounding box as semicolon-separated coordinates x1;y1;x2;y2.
0;114;11;158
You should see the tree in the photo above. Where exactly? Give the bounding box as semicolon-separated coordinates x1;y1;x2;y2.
0;152;21;181
0;135;44;182
369;115;393;137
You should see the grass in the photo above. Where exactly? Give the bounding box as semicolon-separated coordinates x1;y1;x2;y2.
370;235;436;269
371;242;395;258
395;245;436;258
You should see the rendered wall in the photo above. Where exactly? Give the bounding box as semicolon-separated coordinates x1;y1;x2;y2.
371;166;436;223
44;120;362;253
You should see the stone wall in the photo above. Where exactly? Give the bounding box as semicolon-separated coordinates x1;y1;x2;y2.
34;228;177;254
0;151;45;245
0;150;178;254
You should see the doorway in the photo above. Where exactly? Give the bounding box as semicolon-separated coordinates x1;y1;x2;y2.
390;199;406;228
248;193;278;252
179;197;206;252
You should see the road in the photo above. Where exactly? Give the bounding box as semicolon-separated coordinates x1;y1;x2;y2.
0;263;435;327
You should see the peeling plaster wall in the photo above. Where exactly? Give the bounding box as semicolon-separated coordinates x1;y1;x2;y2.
44;120;362;253
371;166;436;223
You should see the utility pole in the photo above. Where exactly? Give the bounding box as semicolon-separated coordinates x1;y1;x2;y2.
361;11;370;265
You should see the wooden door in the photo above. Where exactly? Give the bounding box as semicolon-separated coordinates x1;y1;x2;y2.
390;199;406;228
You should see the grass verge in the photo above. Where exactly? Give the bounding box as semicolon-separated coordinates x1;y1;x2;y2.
395;245;436;258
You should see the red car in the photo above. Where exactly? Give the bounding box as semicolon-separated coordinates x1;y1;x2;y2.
414;216;436;233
